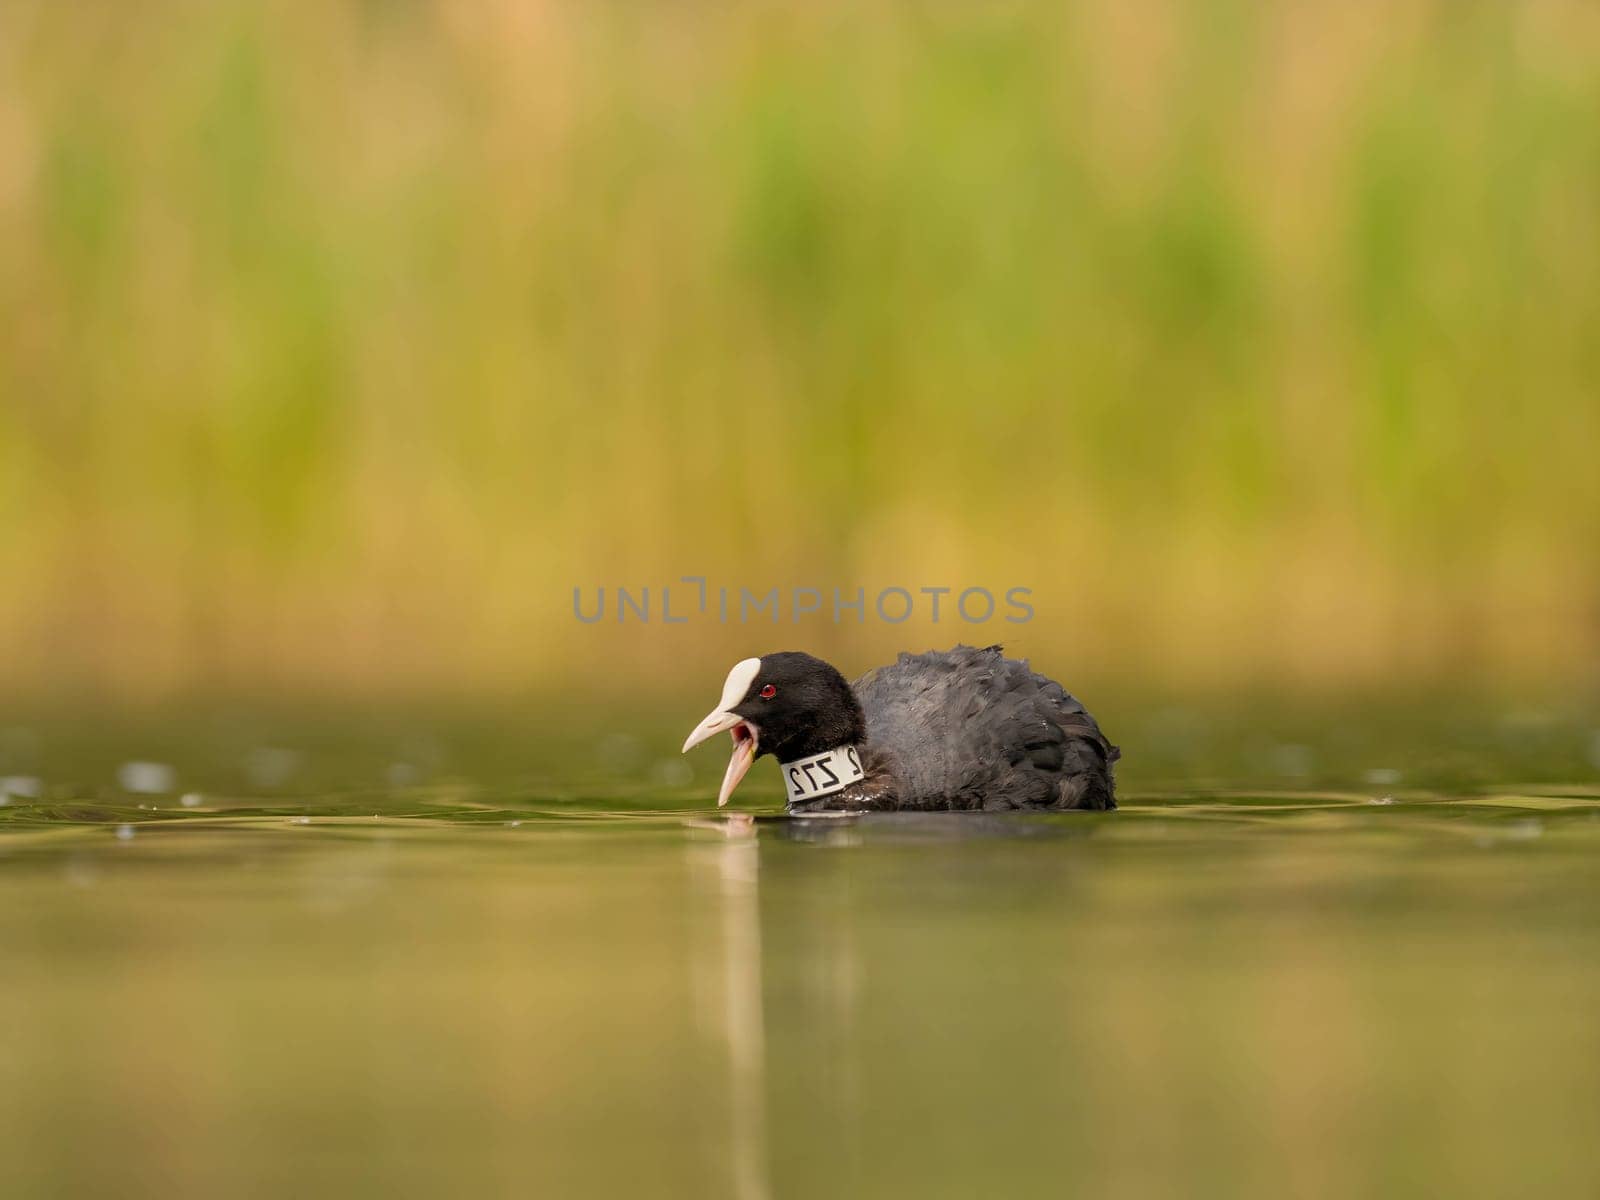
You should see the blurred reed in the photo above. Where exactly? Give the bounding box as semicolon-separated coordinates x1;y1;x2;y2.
0;0;1596;703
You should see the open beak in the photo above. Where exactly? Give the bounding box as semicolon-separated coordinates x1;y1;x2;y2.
682;709;760;807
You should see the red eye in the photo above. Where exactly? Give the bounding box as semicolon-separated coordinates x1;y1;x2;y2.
759;684;777;699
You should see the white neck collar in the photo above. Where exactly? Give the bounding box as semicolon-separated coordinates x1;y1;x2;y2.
780;745;865;804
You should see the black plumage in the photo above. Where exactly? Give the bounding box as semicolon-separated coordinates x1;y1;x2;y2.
850;644;1118;812
682;644;1118;812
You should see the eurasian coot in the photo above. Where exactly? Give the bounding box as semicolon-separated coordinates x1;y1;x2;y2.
681;645;1118;812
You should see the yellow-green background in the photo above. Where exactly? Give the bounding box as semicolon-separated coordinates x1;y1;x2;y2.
3;0;1597;705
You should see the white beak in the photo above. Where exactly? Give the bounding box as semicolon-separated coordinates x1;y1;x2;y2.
681;710;760;807
682;658;763;807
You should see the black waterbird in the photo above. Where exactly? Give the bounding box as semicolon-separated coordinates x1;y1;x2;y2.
681;645;1118;812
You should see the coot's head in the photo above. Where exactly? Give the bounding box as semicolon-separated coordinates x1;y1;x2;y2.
681;651;864;806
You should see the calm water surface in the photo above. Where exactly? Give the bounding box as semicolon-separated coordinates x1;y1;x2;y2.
2;708;1598;1198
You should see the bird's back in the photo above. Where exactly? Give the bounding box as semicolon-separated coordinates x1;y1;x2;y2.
853;644;1118;811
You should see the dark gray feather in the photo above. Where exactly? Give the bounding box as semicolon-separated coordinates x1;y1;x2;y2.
853;644;1117;811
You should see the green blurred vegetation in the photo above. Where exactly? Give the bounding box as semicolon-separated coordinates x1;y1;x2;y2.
1;0;1597;702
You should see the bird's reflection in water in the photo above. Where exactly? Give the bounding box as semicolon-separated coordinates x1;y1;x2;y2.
767;809;1102;845
688;815;772;1200
688;809;1099;1196
789;820;867;1192
686;812;875;1198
